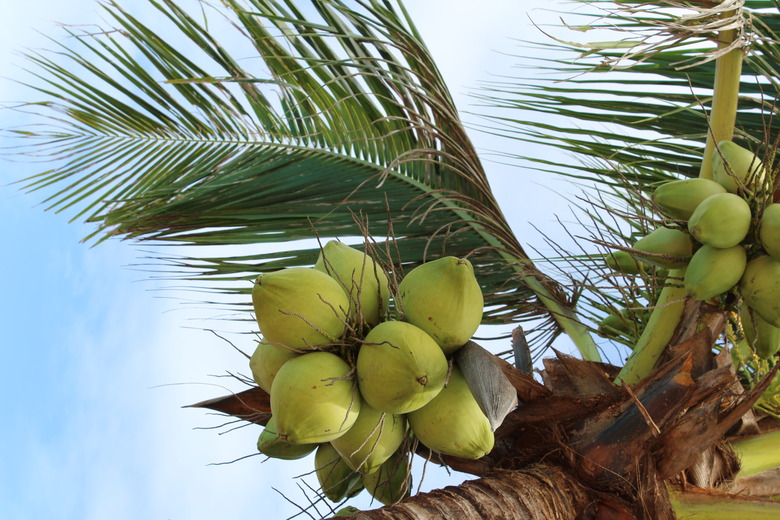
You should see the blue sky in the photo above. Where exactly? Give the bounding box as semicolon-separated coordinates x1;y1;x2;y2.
0;1;597;518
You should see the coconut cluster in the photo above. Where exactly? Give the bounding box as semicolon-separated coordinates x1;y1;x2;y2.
248;240;492;505
601;140;780;360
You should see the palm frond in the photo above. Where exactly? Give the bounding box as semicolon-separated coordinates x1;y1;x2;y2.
479;0;780;192
9;0;599;353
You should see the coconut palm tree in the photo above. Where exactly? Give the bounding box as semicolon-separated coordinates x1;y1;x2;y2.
9;0;780;518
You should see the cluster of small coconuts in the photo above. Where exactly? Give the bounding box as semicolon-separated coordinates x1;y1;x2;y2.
249;240;492;506
602;140;780;359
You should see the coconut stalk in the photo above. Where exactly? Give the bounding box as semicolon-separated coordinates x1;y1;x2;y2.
616;270;688;385
700;13;745;180
521;274;601;362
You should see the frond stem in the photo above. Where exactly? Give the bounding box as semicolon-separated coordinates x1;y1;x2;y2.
401;171;600;361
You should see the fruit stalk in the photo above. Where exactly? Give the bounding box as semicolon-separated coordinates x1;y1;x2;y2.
616;270;687;386
700;16;744;180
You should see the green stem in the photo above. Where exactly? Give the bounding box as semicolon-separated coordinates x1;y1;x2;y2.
523;275;601;362
397;173;601;362
616;269;687;385
700;20;744;179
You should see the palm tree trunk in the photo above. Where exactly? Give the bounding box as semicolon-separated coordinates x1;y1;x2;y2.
351;465;592;520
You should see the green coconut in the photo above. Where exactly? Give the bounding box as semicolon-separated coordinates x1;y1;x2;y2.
651;177;728;220
596;309;634;339
604;250;645;275
271;352;361;444
631;227;693;268
712;140;767;194
357;321;448;414
741;305;780;359
257;416;318;460
759;203;780;261
249;340;300;393
687;193;752;249
740;255;780;328
683;245;747;301
330;401;406;474
361;451;411;506
398;256;484;354
407;366;494;460
314;443;364;503
314;240;390;326
252;267;349;349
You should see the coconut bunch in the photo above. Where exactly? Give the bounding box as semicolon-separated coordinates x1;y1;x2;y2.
601;140;780;361
248;240;499;506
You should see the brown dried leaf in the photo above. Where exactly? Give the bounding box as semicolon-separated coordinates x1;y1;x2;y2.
185;387;271;425
541;351;622;398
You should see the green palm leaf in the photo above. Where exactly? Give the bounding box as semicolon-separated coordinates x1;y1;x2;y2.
483;1;779;190
11;0;601;356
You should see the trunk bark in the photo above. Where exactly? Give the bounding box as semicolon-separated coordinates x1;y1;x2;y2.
350;464;593;520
